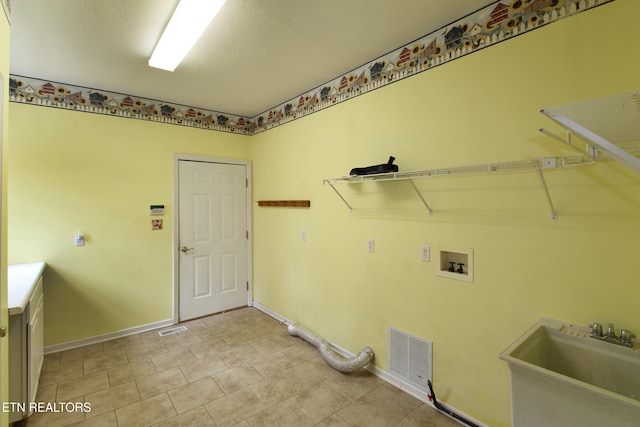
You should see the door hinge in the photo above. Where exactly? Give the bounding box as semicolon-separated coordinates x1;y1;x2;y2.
246;230;249;239
246;178;248;188
246;281;249;290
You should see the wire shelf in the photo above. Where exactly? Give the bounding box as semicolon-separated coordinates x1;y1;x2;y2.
541;91;640;173
324;155;592;186
323;155;592;220
542;91;640;144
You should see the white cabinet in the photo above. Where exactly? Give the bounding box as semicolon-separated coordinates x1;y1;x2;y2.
28;277;44;406
8;262;45;423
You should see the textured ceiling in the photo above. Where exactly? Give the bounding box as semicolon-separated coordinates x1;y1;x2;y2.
9;0;493;118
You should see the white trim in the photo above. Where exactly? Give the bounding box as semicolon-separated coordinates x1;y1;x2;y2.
251;301;290;324
43;318;174;354
251;300;489;427
173;154;253;324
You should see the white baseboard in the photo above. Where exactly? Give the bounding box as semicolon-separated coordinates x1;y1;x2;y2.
251;301;291;324
44;318;174;354
252;300;488;427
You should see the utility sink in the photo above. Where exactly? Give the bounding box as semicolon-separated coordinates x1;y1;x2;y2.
500;319;640;427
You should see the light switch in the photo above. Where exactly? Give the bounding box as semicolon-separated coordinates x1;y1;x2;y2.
75;231;85;247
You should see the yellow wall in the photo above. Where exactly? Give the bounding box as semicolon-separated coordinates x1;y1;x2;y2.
6;1;640;426
1;5;10;426
252;1;640;425
8;105;251;345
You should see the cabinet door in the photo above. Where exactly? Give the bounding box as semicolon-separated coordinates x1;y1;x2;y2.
28;277;44;406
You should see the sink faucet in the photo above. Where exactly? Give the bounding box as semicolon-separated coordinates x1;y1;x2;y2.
589;322;635;348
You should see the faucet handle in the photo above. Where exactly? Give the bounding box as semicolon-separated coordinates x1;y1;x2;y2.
606;323;616;338
620;329;635;344
588;322;603;337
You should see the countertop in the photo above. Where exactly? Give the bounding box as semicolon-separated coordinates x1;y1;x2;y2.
8;262;46;316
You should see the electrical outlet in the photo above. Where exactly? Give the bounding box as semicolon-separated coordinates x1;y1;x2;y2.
421;245;430;262
368;239;375;253
301;230;307;241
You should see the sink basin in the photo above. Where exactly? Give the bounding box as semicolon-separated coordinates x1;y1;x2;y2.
500;319;640;427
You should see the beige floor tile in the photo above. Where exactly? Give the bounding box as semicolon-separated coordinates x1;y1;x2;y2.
151;347;196;372
314;413;352;427
84;380;140;418
39;358;84;386
107;358;156;386
115;393;177;427
126;340;168;361
162;331;204;351
175;318;209;333
250;336;292;355
28;308;448;427
248;375;307;408
57;371;110;401
325;369;384;400
221;329;259;347
204;388;265;427
294;380;351;423
245;397;313;427
138;329;167;345
22;407;86;427
34;382;57;403
179;354;228;382
194;327;225;342
337;396;409;427
212;364;264;394
188;338;231;359
102;334;143;354
136;367;188;400
69;410;118;426
217;344;260;367
60;343;104;363
250;351;296;378
167;377;224;414
152;406;215;426
363;382;423;417
286;359;340;389
42;352;62;369
396;404;462;427
83;349;129;375
280;340;322;363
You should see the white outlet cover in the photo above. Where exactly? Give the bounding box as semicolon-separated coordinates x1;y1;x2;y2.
421;245;430;262
368;239;375;253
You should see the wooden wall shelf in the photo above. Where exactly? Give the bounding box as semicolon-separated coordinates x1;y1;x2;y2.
257;200;311;208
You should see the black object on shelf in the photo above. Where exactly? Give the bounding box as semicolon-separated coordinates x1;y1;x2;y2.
350;156;398;176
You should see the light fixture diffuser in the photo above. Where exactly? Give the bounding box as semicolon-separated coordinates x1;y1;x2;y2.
149;0;226;72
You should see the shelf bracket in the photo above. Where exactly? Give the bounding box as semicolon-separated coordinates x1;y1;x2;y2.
325;180;353;212
537;170;557;221
408;179;433;215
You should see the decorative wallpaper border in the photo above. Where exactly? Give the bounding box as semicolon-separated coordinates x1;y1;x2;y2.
9;0;613;136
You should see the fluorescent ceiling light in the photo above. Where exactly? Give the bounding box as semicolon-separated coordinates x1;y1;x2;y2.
149;0;226;72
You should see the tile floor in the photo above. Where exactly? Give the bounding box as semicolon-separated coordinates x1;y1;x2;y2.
22;307;460;427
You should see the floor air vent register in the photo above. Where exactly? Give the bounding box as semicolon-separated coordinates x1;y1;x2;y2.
389;327;433;393
158;326;188;336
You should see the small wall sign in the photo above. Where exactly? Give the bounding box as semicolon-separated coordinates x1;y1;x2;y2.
150;205;165;215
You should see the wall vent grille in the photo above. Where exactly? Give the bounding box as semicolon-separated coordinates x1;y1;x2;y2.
389;327;432;393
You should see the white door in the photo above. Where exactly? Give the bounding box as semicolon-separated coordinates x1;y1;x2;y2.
178;160;248;321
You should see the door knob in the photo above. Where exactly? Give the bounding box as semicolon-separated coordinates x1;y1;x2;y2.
180;246;194;253
0;326;6;338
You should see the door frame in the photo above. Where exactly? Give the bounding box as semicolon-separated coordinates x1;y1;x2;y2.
172;154;252;324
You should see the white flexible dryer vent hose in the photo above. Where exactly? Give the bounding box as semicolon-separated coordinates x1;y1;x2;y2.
287;323;375;373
